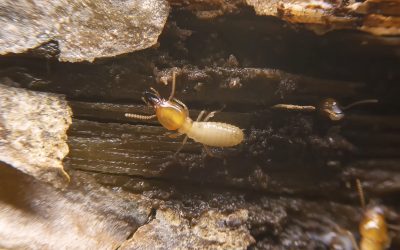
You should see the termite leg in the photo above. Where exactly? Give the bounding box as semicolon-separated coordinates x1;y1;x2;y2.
168;71;177;101
343;229;360;250
388;224;400;231
174;110;206;156
150;87;161;97
173;98;189;116
204;105;225;122
168;133;182;139
203;145;225;159
174;136;188;157
196;110;206;121
203;145;214;157
330;224;360;250
204;111;217;122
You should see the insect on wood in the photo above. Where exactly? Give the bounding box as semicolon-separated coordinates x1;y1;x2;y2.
338;179;391;250
356;179;390;250
272;98;378;121
125;71;244;155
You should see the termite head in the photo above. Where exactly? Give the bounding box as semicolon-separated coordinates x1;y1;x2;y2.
156;100;188;131
359;206;390;249
126;72;190;131
319;98;378;121
319;98;344;121
142;90;187;131
133;71;190;131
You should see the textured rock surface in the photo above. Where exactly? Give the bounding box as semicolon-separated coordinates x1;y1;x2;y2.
120;209;254;250
0;165;152;250
0;84;71;188
0;0;169;62
169;0;243;19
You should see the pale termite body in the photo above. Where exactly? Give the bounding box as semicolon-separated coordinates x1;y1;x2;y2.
125;71;244;154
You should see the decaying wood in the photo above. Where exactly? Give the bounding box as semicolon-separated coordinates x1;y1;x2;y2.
0;0;400;249
171;0;400;36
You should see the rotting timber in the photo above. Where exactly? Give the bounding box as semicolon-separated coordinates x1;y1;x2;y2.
1;4;400;250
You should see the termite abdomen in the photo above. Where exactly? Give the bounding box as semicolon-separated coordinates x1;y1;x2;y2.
186;122;244;147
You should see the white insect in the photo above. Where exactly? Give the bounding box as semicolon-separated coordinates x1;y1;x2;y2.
125;71;244;155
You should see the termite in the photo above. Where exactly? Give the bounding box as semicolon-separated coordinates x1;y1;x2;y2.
326;179;390;250
124;71;244;155
355;179;390;250
272;98;378;121
338;179;391;250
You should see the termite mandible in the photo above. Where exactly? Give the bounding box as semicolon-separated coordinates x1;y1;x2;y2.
125;71;244;155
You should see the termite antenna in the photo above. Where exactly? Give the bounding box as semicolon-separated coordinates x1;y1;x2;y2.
125;113;156;120
356;178;366;209
168;71;176;101
271;104;316;112
342;99;378;110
